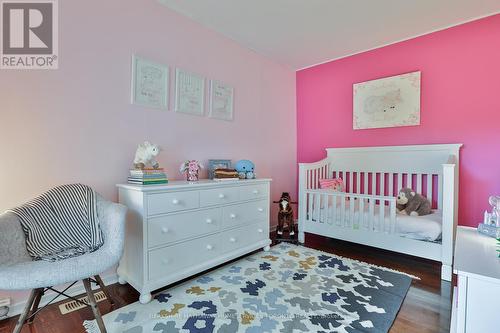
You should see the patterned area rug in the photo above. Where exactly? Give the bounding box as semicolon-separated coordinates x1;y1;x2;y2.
84;243;414;333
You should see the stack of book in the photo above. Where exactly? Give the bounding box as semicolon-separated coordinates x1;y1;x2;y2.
128;168;168;185
213;168;240;181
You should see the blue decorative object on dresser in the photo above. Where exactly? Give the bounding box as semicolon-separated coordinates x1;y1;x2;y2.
235;159;256;179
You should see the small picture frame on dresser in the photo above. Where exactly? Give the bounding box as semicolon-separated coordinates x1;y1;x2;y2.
208;159;232;179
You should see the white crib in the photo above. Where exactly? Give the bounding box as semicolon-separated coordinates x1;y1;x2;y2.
298;144;462;281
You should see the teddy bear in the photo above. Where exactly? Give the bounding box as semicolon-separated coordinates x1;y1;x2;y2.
134;141;161;169
396;188;432;216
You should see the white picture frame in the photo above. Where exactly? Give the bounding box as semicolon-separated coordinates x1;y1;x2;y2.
353;71;421;130
175;68;205;116
131;55;169;109
209;80;234;121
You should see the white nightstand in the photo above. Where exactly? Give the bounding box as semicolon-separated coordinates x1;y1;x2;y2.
451;226;500;333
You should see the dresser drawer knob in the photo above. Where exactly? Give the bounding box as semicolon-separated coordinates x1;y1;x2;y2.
161;227;169;233
253;190;259;194
162;259;169;265
206;218;213;224
206;244;214;250
258;228;264;233
218;193;225;199
171;199;179;205
229;213;237;219
230;237;237;243
258;208;264;212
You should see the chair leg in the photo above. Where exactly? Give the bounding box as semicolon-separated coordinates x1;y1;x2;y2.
27;288;45;324
94;275;115;307
83;278;107;333
13;289;37;333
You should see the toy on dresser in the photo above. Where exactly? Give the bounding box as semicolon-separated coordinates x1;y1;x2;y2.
180;160;203;182
235;160;256;179
484;196;500;226
274;192;298;244
134;141;161;169
478;195;500;238
129;142;168;185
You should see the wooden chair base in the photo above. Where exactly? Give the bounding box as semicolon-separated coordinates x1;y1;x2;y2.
12;275;113;333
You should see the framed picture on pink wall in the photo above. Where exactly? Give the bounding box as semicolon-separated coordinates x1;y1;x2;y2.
353;71;421;130
175;68;205;116
131;55;169;109
209;80;234;121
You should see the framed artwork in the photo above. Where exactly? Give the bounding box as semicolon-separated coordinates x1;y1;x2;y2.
175;68;205;116
353;71;421;130
209;80;234;121
131;55;169;109
208;159;232;179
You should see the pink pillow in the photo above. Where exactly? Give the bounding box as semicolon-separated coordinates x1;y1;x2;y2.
319;178;345;191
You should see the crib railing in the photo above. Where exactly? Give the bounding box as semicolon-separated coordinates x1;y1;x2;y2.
304;189;397;234
298;159;441;210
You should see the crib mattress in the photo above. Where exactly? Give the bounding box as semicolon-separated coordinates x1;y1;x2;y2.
311;203;442;242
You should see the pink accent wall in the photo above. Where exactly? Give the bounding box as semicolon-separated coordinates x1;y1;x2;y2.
0;0;296;309
297;14;500;227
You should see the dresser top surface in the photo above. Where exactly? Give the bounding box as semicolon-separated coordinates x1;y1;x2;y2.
454;226;500;281
117;178;272;192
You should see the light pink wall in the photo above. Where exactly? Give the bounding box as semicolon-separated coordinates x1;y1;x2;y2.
0;0;296;211
0;0;296;307
297;14;500;227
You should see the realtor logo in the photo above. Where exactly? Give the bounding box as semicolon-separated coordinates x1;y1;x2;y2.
1;0;58;69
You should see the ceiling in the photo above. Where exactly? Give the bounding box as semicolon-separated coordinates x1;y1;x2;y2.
158;0;500;70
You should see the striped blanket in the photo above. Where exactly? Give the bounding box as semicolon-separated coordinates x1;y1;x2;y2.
9;184;103;261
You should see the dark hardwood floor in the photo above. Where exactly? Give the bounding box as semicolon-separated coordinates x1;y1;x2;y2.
0;233;452;333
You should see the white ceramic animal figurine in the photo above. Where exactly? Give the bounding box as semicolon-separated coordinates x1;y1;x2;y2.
134;141;161;169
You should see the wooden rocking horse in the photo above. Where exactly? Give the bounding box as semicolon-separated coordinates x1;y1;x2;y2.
273;192;298;244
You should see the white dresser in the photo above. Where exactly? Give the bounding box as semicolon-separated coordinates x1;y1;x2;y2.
451;226;500;333
116;179;272;303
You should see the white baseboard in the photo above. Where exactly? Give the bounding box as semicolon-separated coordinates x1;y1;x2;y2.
6;273;118;319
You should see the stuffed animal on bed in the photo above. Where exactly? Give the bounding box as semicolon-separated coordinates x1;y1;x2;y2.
318;178;345;192
396;188;432;216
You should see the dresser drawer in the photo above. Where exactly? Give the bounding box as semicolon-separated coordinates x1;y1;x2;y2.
148;233;220;281
147;191;199;215
222;200;268;228
199;187;240;207
220;222;269;252
148;208;221;248
239;184;268;201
